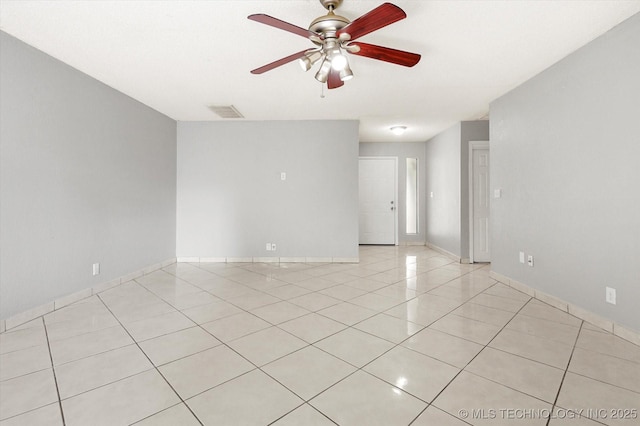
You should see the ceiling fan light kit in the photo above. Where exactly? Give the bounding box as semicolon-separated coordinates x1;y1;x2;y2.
339;64;354;81
315;57;333;83
248;0;421;90
299;50;323;71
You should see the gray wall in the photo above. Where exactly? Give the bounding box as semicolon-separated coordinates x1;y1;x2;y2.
0;32;177;319
424;124;461;256
359;142;426;245
177;121;359;259
490;13;640;332
460;121;490;260
424;121;489;259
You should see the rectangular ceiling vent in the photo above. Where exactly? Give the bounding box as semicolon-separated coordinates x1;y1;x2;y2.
208;105;244;119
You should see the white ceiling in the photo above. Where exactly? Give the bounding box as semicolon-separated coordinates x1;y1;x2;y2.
1;1;639;142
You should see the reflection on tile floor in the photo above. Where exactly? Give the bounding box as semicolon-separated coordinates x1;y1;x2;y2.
1;246;639;425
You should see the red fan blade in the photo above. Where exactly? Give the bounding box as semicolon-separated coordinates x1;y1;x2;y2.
327;69;344;89
337;3;406;41
348;42;420;67
250;49;309;74
248;14;317;39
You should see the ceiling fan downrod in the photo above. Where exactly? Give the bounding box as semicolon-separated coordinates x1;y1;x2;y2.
319;0;343;12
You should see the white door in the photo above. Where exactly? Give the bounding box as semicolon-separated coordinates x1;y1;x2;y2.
472;148;491;262
359;157;397;245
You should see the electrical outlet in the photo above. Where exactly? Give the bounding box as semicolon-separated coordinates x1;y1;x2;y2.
519;252;525;264
527;255;534;267
266;243;272;251
605;287;616;305
280;172;286;181
92;263;100;276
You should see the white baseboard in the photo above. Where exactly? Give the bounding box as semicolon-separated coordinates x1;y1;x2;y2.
307;257;333;263
226;257;254;263
279;257;307;263
398;241;427;246
425;242;463;263
198;257;227;263
252;257;280;263
2;257;177;332
179;256;359;264
177;256;199;263
489;271;640;346
331;257;359;263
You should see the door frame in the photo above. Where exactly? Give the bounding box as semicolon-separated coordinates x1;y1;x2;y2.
358;156;399;245
468;141;490;263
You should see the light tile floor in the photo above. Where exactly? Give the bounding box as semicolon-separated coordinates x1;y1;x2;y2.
1;246;639;425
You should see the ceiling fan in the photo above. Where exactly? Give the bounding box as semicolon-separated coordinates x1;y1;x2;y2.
248;0;421;89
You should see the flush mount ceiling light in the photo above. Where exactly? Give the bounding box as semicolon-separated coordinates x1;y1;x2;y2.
390;126;407;135
248;0;421;90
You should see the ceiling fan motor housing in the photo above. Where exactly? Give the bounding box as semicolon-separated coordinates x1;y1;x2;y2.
309;12;350;36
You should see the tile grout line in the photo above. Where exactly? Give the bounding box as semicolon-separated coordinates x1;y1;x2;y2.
452;293;622;421
563;368;640;397
167;304;345;423
266;267;473;422
41;316;67;426
266;402;339;426
411;282;591;371
253;259;480;399
543;321;609;426
287;258;471;422
121;274;334;416
6;249;570;425
121;252;525;424
410;292;535;425
361;279;515;367
0;260;358;422
60;261;635;424
94;293;206;426
163;252;466;326
184;262;493;383
562;335;640;367
165;258;450;422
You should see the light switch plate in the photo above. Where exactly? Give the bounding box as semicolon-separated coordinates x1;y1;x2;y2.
494;189;502;198
519;252;525;264
605;287;616;305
